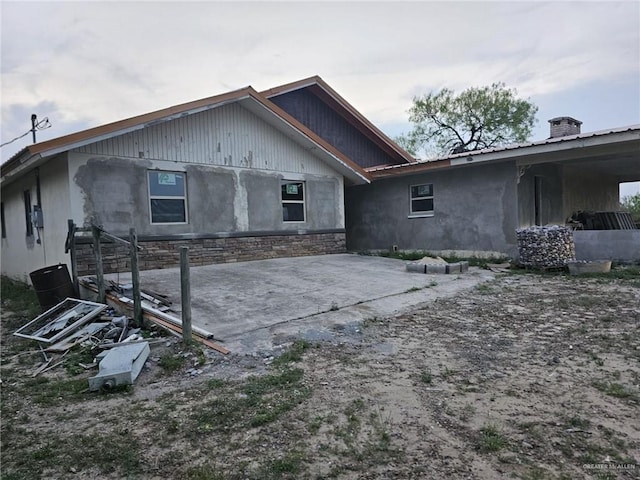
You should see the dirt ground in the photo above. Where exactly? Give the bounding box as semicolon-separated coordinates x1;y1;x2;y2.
1;270;639;479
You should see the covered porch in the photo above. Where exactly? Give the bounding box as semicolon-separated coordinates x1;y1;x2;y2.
516;128;639;262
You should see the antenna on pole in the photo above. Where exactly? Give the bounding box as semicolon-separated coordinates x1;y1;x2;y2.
31;114;38;143
0;114;51;149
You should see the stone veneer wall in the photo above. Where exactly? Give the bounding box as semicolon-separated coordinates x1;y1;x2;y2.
74;232;346;276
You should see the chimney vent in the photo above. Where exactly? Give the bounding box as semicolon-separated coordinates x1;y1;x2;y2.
548;116;582;138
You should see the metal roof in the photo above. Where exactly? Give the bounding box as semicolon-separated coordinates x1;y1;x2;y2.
367;124;640;178
1;84;372;185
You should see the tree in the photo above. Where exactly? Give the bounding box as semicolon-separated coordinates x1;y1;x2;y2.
398;83;538;158
621;192;640;225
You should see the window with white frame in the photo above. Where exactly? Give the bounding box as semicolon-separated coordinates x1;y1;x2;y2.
409;183;434;216
281;180;305;222
148;171;187;224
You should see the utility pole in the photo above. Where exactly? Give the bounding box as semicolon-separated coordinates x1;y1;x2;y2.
31;114;38;143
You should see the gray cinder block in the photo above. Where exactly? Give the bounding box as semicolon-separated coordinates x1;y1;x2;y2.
406;263;426;273
446;263;462;274
425;264;447;274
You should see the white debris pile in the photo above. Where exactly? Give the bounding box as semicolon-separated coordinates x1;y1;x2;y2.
516;225;576;268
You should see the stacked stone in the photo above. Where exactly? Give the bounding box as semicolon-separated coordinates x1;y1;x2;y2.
516;225;576;268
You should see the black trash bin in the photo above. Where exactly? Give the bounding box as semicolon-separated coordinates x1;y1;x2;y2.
29;264;77;311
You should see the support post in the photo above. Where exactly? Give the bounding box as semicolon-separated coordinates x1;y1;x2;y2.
180;246;193;345
92;225;105;303
67;219;79;295
130;228;143;327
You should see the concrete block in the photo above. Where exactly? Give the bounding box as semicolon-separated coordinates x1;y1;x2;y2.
425;263;447;274
89;342;150;391
446;263;462;274
460;261;469;273
406;263;426;273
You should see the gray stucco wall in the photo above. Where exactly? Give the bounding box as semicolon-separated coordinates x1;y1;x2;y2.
574;230;640;262
74;157;151;233
242;170;340;231
72;155;342;236
346;162;519;255
517;164;564;227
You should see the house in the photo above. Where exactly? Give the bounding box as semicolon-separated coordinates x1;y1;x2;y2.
345;117;640;262
1;79;414;281
3;77;638;283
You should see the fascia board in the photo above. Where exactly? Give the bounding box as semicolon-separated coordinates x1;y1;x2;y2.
38;95;254;159
1;153;43;186
449;131;640;167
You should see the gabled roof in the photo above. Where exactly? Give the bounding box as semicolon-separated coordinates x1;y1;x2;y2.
1;85;371;185
367;124;640;180
262;75;416;166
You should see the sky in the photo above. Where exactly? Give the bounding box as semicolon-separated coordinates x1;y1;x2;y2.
1;0;639;195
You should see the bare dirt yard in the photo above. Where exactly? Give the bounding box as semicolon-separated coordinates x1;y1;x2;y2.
1;268;639;480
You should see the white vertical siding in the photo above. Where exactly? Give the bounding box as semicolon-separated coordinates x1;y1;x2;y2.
73;103;337;176
0;155;72;281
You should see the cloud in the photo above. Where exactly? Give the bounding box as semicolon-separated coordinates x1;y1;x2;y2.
2;1;639;161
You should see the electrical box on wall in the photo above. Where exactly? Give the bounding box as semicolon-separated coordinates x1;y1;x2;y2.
32;206;44;228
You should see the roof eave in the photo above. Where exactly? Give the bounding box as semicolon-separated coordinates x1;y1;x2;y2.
9;87;255;159
367;126;640;178
309;77;416;164
242;93;370;185
1;151;43;186
2;86;370;186
262;76;416;166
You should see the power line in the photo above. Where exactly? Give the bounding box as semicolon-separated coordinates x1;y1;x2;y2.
0;117;52;149
0;129;32;148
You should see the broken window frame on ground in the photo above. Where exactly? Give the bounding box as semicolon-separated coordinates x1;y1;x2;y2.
13;298;107;343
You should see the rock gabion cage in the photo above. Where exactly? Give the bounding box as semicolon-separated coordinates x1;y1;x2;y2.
516;225;576;268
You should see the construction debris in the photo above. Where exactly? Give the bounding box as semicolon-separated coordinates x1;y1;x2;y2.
13;298;107;343
88;342;150;391
13;280;228;387
79;278;229;354
487;262;512;273
46;322;110;353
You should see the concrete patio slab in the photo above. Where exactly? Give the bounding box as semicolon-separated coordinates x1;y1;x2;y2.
104;253;494;354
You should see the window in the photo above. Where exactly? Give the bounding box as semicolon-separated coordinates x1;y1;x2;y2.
148;171;187;224
24;190;33;236
282;181;305;222
409;183;434;216
1;202;6;238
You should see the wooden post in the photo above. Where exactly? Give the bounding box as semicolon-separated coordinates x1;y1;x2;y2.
130;228;143;327
180;246;193;345
67;219;79;295
92;225;105;303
